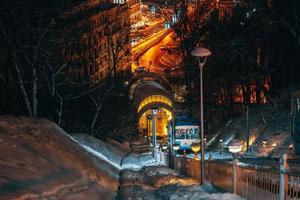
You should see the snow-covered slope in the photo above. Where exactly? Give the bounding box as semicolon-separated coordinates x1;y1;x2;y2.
206;89;297;157
0;116;118;200
71;133;162;171
71;133;129;171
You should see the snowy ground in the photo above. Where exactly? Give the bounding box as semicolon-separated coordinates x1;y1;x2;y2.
118;166;245;200
70;133;162;171
205;87;299;158
0;116;248;199
70;133;245;199
185;151;233;160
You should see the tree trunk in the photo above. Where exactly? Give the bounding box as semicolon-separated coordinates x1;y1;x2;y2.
56;92;63;126
14;59;33;117
32;66;38;118
91;107;100;136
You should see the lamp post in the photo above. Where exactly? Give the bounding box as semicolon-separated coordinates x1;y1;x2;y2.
152;106;159;160
228;139;243;194
146;114;152;143
191;47;211;185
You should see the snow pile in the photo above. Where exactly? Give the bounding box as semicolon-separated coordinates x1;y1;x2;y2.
0;116;118;199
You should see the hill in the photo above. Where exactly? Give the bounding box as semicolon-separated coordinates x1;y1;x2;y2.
0;116;118;199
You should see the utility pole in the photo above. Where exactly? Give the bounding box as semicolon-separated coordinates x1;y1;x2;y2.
246;105;250;152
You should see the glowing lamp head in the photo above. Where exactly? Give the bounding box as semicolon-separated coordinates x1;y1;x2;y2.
191;47;211;67
262;139;267;146
151;106;159;115
191;47;211;58
228;139;243;154
173;143;180;151
191;142;201;153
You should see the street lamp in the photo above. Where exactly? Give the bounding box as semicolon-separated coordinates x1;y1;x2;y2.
262;139;267;147
228;139;243;194
191;141;201;160
191;47;211;185
172;143;180;152
146;114;153;143
152;106;159;160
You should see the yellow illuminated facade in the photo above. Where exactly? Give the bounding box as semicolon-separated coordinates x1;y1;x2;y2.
137;95;172;113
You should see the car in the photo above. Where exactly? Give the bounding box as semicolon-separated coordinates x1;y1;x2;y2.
136;66;146;73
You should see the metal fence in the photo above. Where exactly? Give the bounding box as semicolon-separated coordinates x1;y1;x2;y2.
174;156;300;200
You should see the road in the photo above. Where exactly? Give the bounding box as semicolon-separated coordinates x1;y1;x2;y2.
130;2;184;78
138;32;173;74
134;30;184;79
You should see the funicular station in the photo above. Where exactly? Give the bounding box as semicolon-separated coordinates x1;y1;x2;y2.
129;71;173;146
128;71;200;158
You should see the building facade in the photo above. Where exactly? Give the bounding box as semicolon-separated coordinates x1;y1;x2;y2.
216;0;233;21
59;0;131;85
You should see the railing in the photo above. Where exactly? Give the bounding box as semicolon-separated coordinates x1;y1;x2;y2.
205;160;233;193
174;155;300;200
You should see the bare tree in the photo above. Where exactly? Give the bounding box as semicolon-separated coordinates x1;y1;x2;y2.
170;0;213;106
0;1;53;118
89;83;114;136
103;4;131;82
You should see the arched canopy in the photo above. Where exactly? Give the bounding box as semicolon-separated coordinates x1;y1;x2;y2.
137;102;173;121
137;95;172;113
129;71;172;100
128;71;174;121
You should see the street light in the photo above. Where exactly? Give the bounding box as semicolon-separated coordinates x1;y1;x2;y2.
262;139;267;147
191;47;211;185
172;143;180;152
191;141;201;160
152;106;159;160
228;139;243;194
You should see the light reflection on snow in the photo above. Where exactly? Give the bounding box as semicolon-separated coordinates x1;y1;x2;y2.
81;144;122;170
67;134;162;171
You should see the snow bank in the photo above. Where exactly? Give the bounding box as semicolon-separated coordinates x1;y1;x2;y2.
0;116;118;199
69;133;163;171
70;134;129;170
